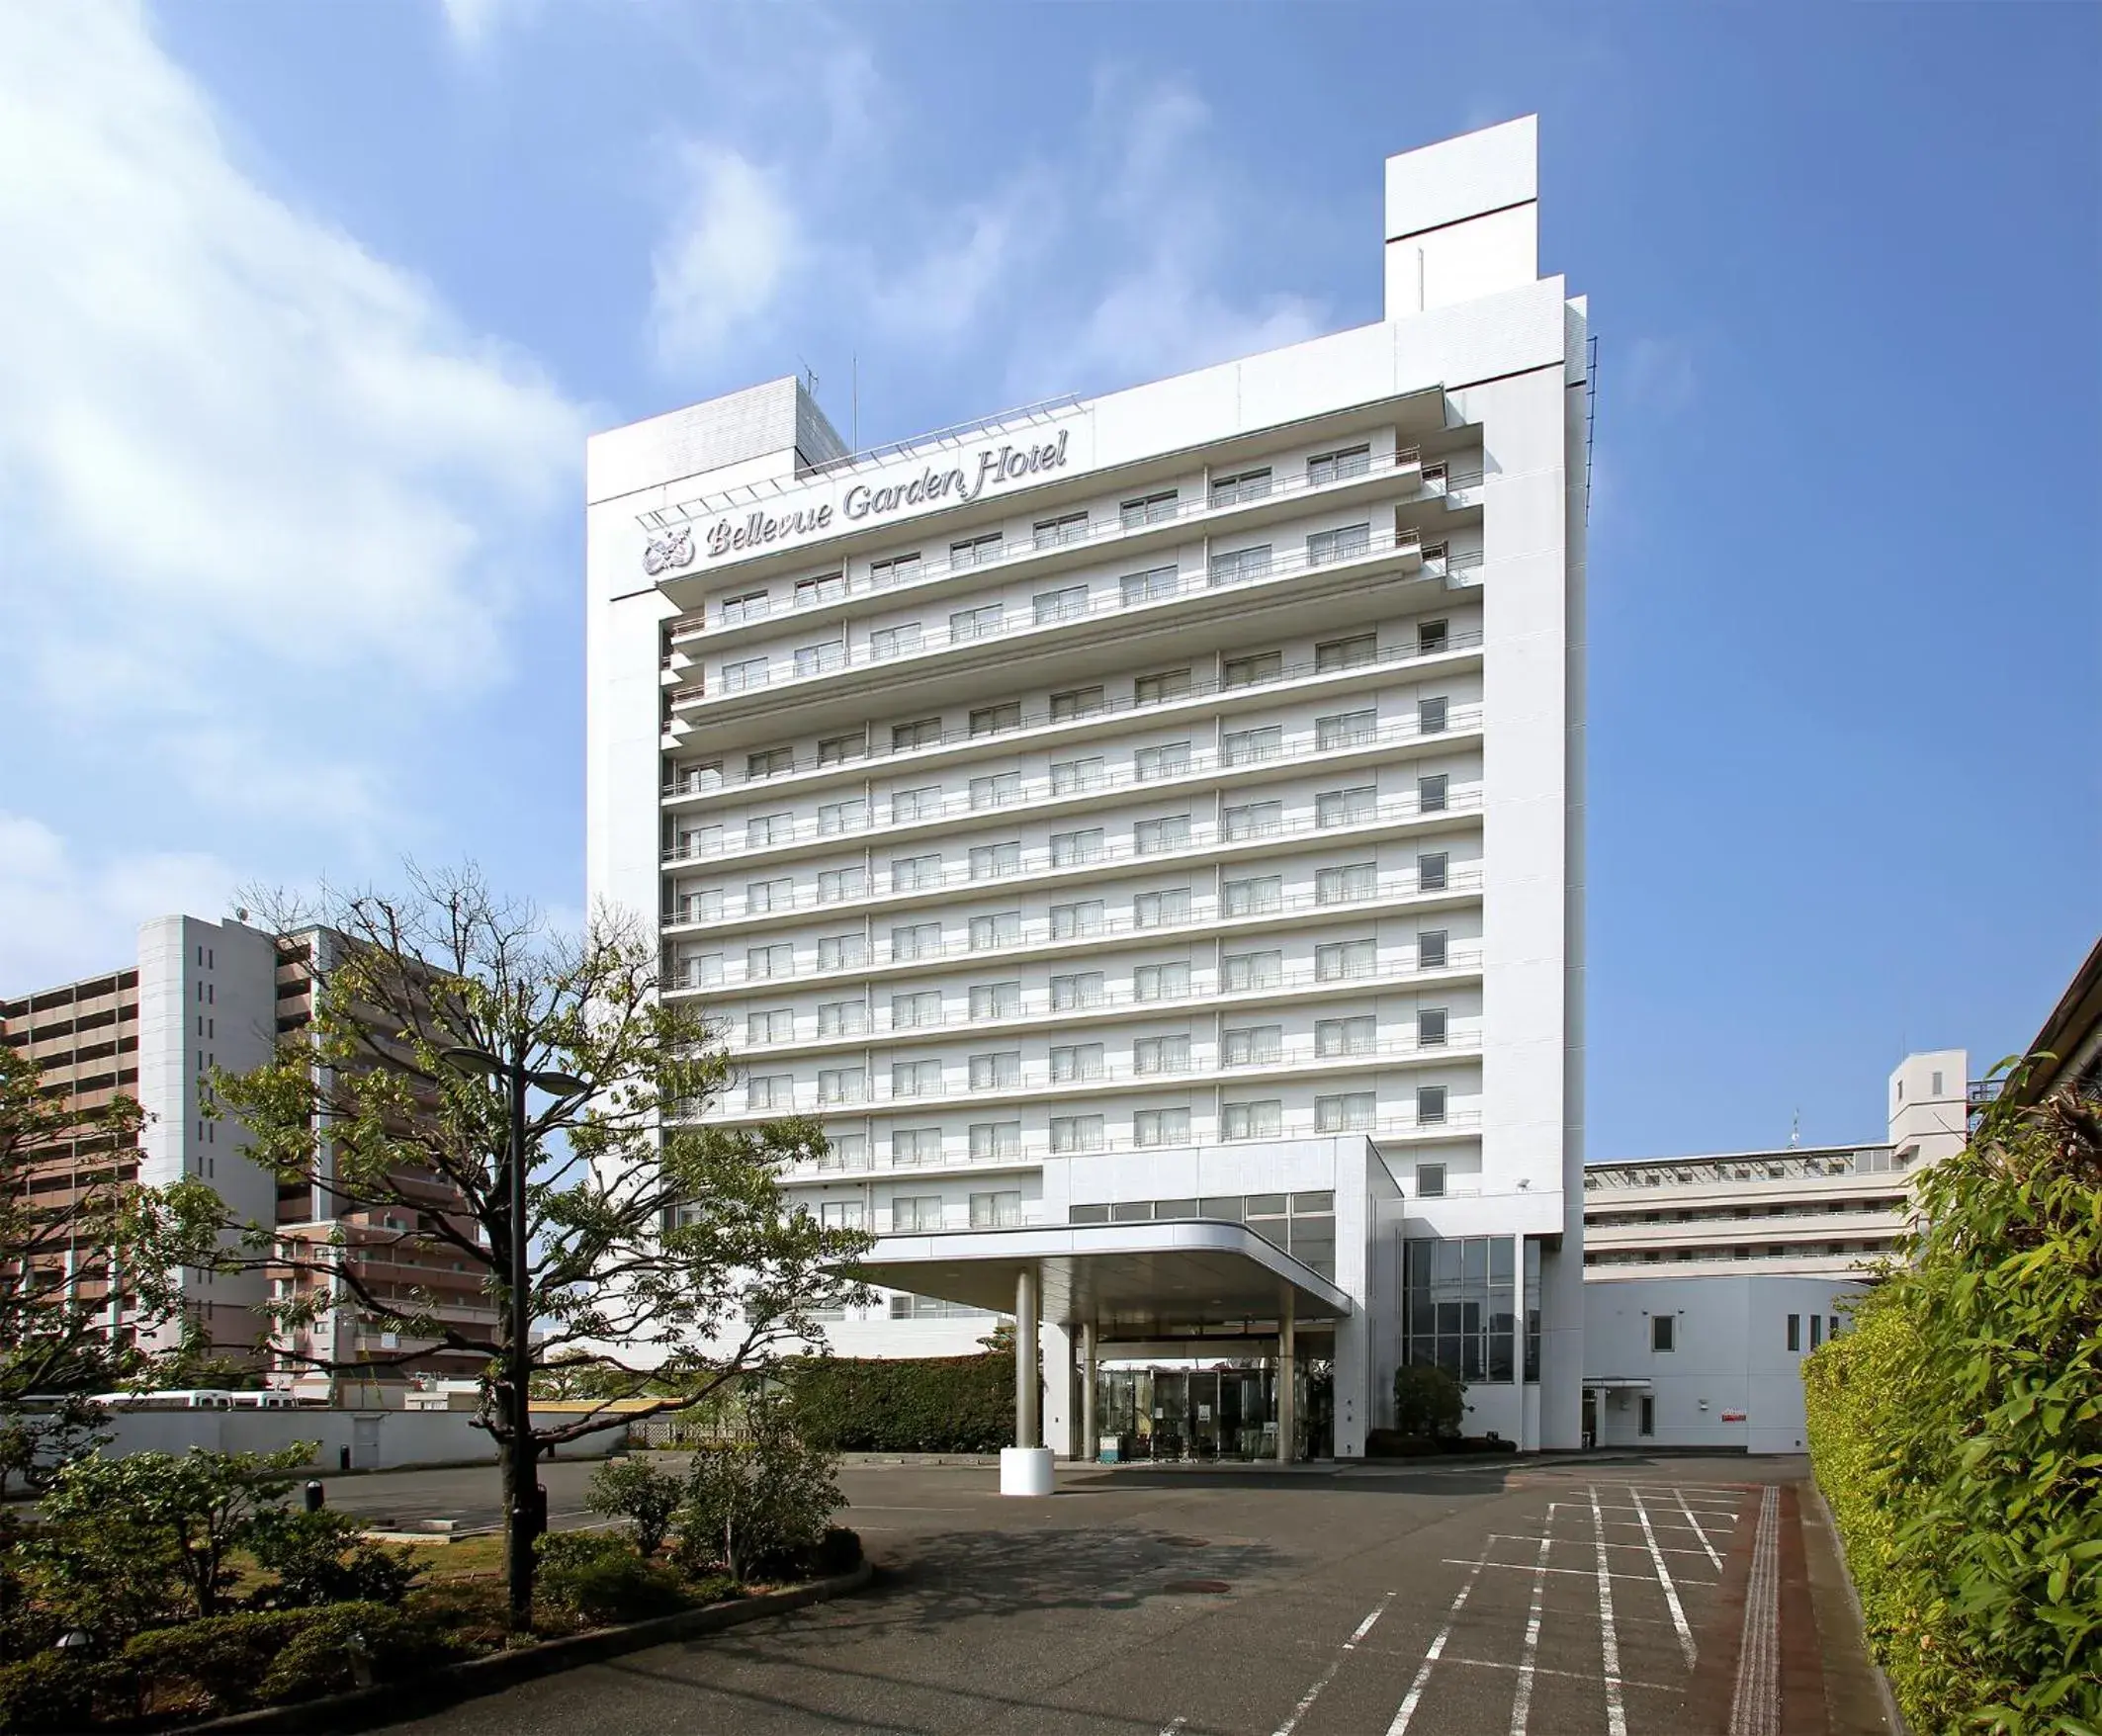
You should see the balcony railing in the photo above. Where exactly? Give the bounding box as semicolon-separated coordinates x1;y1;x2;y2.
662;445;1431;639
667;527;1443;712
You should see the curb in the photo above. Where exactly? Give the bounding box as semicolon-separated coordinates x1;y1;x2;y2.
189;1560;875;1733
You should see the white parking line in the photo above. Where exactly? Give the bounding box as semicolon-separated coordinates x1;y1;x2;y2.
1588;1486;1628;1736
1445;1657;1681;1693
1509;1525;1555;1735
1386;1547;1492;1736
1629;1487;1697;1668
1539;1513;1719;1557
1271;1592;1394;1736
1672;1485;1724;1571
1158;1719;1186;1736
1444;1556;1716;1588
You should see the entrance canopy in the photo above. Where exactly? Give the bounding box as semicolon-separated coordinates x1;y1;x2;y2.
849;1219;1350;1338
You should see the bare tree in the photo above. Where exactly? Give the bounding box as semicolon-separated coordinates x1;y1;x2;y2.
217;865;870;1628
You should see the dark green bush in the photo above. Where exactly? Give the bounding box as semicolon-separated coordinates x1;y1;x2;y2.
246;1509;422;1608
123;1607;310;1716
785;1350;1012;1452
1391;1363;1466;1441
254;1604;456;1704
676;1400;844;1584
533;1531;689;1625
0;1651;135;1733
584;1457;682;1556
1806;1084;2102;1736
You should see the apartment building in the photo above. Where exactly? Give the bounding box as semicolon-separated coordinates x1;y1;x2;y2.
586;117;1589;1458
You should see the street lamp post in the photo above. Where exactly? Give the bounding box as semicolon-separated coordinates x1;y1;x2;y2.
442;1044;585;1628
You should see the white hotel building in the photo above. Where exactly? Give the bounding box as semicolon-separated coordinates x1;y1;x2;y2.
586;118;1590;1462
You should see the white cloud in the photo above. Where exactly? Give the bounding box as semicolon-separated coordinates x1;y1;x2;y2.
0;2;584;867
0;813;239;991
650;145;802;374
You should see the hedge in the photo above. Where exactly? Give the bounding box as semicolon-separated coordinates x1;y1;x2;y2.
1804;1084;2102;1736
785;1350;1013;1453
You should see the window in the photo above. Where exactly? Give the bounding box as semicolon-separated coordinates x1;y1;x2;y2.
970;772;1020;811
1317;862;1377;906
969;911;1021;951
1051;757;1104;795
796;571;846;608
793;643;844;680
1316;1093;1376;1133
1223;800;1283;841
1418;696;1449;736
1134;668;1192;706
1136;1107;1192;1147
1121;565;1180;606
1134;962;1189;1001
1307;444;1371;485
1223;875;1282;916
1223;724;1282;766
1415;1163;1446;1198
1307;523;1371;566
1419;1007;1449;1049
723;655;769;692
1135;815;1190;854
1051;900;1105;938
890;921;941;962
1050;1115;1105;1153
1134;1035;1190;1076
819;731;865;766
1050;685;1104;721
746;1074;795;1110
969;841;1022;881
1829;1316;1841;1341
1317;938;1376;982
1930;1069;1944;1095
1034;510;1089;549
1317;785;1377;828
1223;1025;1282;1066
1070;1204;1110;1224
870;552;922;585
1051;1043;1105;1082
969;981;1022;1019
818;1000;867;1038
747;745;794;779
1810;1314;1824;1349
746;876;793;912
818;800;865;836
1223;950;1282;992
1418;851;1449;893
969;1125;1022;1164
1417;1085;1448;1126
951;531;1003;568
950;602;1004;642
1316;632;1377;671
1134;742;1191;783
1221;1099;1282;1140
871;624;923;661
893;717;943;750
1418;773;1449;815
1133;888;1190;929
1417;619;1449;655
747;943;793;980
970;702;1020;737
818;1068;865;1105
1651;1315;1676;1352
1223;651;1282;689
1639;1396;1656;1437
746;1008;793;1045
1120;489;1177;528
970;1189;1023;1227
819;1198;866;1229
1050;972;1105;1010
891;1060;943;1098
892;1192;943;1230
969;1052;1021;1089
818;933;867;971
1318;709;1377;751
676;888;724;924
891;990;941;1030
1051;828;1104;867
1034;585;1089;625
1209;544;1273;586
1210;466;1271;507
818;867;866;904
891;854;942;893
1317;1016;1375;1057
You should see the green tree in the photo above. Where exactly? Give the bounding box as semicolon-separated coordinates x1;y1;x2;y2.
216;867;871;1631
676;1397;844;1584
585;1456;682;1557
1392;1362;1466;1441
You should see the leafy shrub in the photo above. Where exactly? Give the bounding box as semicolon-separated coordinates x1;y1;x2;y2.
585;1457;682;1556
1391;1364;1466;1441
0;1651;136;1733
254;1604;456;1705
676;1400;844;1583
246;1508;422;1608
117;1603;455;1717
785;1350;1013;1453
532;1531;689;1626
123;1608;309;1717
1806;1084;2102;1735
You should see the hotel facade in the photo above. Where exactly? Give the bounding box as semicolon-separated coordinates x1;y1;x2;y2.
585;117;1590;1459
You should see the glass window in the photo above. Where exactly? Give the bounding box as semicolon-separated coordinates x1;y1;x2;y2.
1317;862;1377;905
969;911;1021;951
1316;1092;1375;1132
1223;875;1282;916
1134;1035;1191;1076
746;942;793;980
1652;1315;1677;1352
746;876;793;912
1223;651;1282;689
970;702;1020;737
1135;742;1192;783
1316;938;1376;982
1223;800;1283;841
795;571;846;608
892;717;943;750
1316;1016;1375;1057
1134;669;1192;707
970;772;1020;810
1049;685;1104;721
1223;950;1283;992
1417;1085;1447;1126
1223;1024;1282;1066
1135;1107;1192;1147
969;1125;1022;1164
969;1052;1020;1089
1210;467;1271;507
1221;1099;1282;1140
674;887;724;925
746;746;794;779
1134;815;1190;854
1051;828;1104;867
1418;851;1449;894
890;921;941;961
817;867;865;903
818;800;865;837
1120;489;1177;528
969;841;1022;881
1810;1313;1824;1349
1050;1115;1105;1154
1198;1196;1243;1221
891;1191;943;1230
1307;524;1371;566
1120;564;1180;607
1051;900;1105;938
891;786;939;824
950;602;1004;643
1209;544;1273;587
1133;888;1189;929
1418;774;1449;815
1419;1007;1448;1049
1069;1203;1111;1224
723;655;770;691
819;1198;865;1229
818;1067;865;1104
1052;757;1105;795
870;552;922;584
1317;709;1377;751
1419;696;1449;736
891;854;942;893
1050;972;1106;1010
1639;1396;1656;1437
970;1188;1023;1226
891;1060;943;1098
891;990;941;1029
818;731;865;765
746;813;791;847
1033;511;1089;549
1317;785;1377;828
969;981;1021;1019
1050;1043;1105;1082
746;1008;793;1045
1403;1236;1519;1388
746;1074;795;1110
1034;585;1089;625
1316;633;1377;672
817;933;866;971
1417;619;1449;655
1415;1164;1446;1199
951;531;1003;568
1155;1198;1198;1220
792;642;844;678
818;1000;867;1038
1134;962;1189;1001
1223;724;1283;766
1307;444;1371;486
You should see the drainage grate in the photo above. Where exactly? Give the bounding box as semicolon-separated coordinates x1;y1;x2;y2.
1163;1578;1232;1595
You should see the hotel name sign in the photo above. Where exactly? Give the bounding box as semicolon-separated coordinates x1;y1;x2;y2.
642;424;1079;576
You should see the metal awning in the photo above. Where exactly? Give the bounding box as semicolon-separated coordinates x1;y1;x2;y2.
849;1219;1350;1335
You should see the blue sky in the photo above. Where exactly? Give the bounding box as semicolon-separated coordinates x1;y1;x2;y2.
0;2;2095;1159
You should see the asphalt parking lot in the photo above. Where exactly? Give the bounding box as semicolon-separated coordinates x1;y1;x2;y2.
370;1454;1890;1736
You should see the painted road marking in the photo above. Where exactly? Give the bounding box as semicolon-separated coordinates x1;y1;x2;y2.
1271;1592;1395;1736
1443;1657;1681;1693
1588;1486;1628;1736
1386;1547;1492;1736
1728;1486;1782;1736
1670;1485;1725;1571
1509;1522;1556;1735
1444;1556;1716;1588
1628;1486;1697;1668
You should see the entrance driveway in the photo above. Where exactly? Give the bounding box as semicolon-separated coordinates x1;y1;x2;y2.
376;1455;1888;1736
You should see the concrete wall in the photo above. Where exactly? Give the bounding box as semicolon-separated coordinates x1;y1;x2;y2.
79;1406;625;1471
